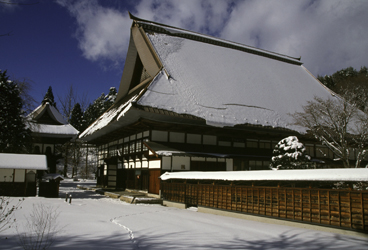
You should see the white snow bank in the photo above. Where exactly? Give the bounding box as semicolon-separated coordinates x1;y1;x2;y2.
0;153;47;170
160;168;368;182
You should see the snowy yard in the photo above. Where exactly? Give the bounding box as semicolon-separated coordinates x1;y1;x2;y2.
1;179;367;250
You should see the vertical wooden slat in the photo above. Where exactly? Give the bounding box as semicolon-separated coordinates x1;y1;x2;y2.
361;192;365;230
258;188;260;214
246;187;249;213
277;188;280;218
328;190;331;225
309;189;312;222
292;189;295;220
349;191;352;229
240;186;243;212
338;191;341;227
161;182;367;232
318;190;321;224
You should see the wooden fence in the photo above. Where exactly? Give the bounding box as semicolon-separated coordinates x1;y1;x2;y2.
161;182;368;232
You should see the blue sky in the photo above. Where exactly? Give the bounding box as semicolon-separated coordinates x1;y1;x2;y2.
1;0;368;111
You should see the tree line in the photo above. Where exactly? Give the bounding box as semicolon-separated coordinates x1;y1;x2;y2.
42;85;117;133
274;66;368;169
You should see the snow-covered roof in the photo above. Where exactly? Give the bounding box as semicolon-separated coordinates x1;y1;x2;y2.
28;102;67;125
160;168;368;182
28;123;79;137
0;153;47;170
27;102;79;137
136;19;335;132
42;173;64;180
80;15;336;141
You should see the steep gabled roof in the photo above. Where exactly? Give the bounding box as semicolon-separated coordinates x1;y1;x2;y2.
80;14;336;142
28;102;67;125
27;102;79;137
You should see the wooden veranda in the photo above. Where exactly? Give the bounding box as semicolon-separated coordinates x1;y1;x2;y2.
161;182;368;232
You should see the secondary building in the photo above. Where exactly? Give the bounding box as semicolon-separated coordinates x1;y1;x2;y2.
27;101;79;173
0;153;47;196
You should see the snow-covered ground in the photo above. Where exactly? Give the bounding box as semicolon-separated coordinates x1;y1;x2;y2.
1;179;367;250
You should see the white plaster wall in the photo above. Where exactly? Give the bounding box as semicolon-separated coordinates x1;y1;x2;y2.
0;169;13;182
172;156;190;170
149;160;161;169
162;156;171;170
14;170;25;182
203;135;217;145
191;157;205;162
226;158;233;171
169;132;185;143
136;160;142;168
142;160;148;168
187;134;201;144
152;130;168;142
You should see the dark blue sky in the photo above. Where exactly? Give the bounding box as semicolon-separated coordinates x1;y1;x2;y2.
1;0;367;112
1;1;124;106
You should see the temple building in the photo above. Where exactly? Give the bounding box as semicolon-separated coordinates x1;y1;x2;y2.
79;14;339;195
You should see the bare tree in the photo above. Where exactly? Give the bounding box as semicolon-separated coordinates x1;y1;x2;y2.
291;96;368;168
17;203;62;250
0;196;23;233
15;78;36;114
58;85;89;122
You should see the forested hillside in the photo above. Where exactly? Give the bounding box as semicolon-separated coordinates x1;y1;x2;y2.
318;66;368;110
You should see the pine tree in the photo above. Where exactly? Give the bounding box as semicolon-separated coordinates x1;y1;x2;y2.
81;88;117;132
104;87;117;109
69;103;83;132
0;70;31;153
270;136;311;170
42;86;57;108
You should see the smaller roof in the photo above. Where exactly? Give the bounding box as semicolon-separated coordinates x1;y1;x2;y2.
28;124;79;137
27;102;79;137
0;153;48;170
28;102;67;125
42;173;64;181
160;168;368;182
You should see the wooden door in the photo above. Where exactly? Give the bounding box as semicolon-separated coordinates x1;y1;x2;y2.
149;169;161;194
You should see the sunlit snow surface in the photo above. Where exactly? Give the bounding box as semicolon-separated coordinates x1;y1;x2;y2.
137;30;335;132
1;179;367;249
0;153;47;170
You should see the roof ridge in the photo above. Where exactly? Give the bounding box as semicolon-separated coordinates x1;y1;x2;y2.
129;12;302;66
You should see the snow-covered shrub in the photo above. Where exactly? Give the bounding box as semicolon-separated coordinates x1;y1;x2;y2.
270;136;311;170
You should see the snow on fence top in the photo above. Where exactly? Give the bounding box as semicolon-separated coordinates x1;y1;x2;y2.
160;168;368;182
0;153;47;170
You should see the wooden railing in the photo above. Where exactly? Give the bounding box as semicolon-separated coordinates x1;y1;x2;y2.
161;182;368;232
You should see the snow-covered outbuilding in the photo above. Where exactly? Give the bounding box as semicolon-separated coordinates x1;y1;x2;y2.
79;14;338;195
27;102;79;173
0;153;47;196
